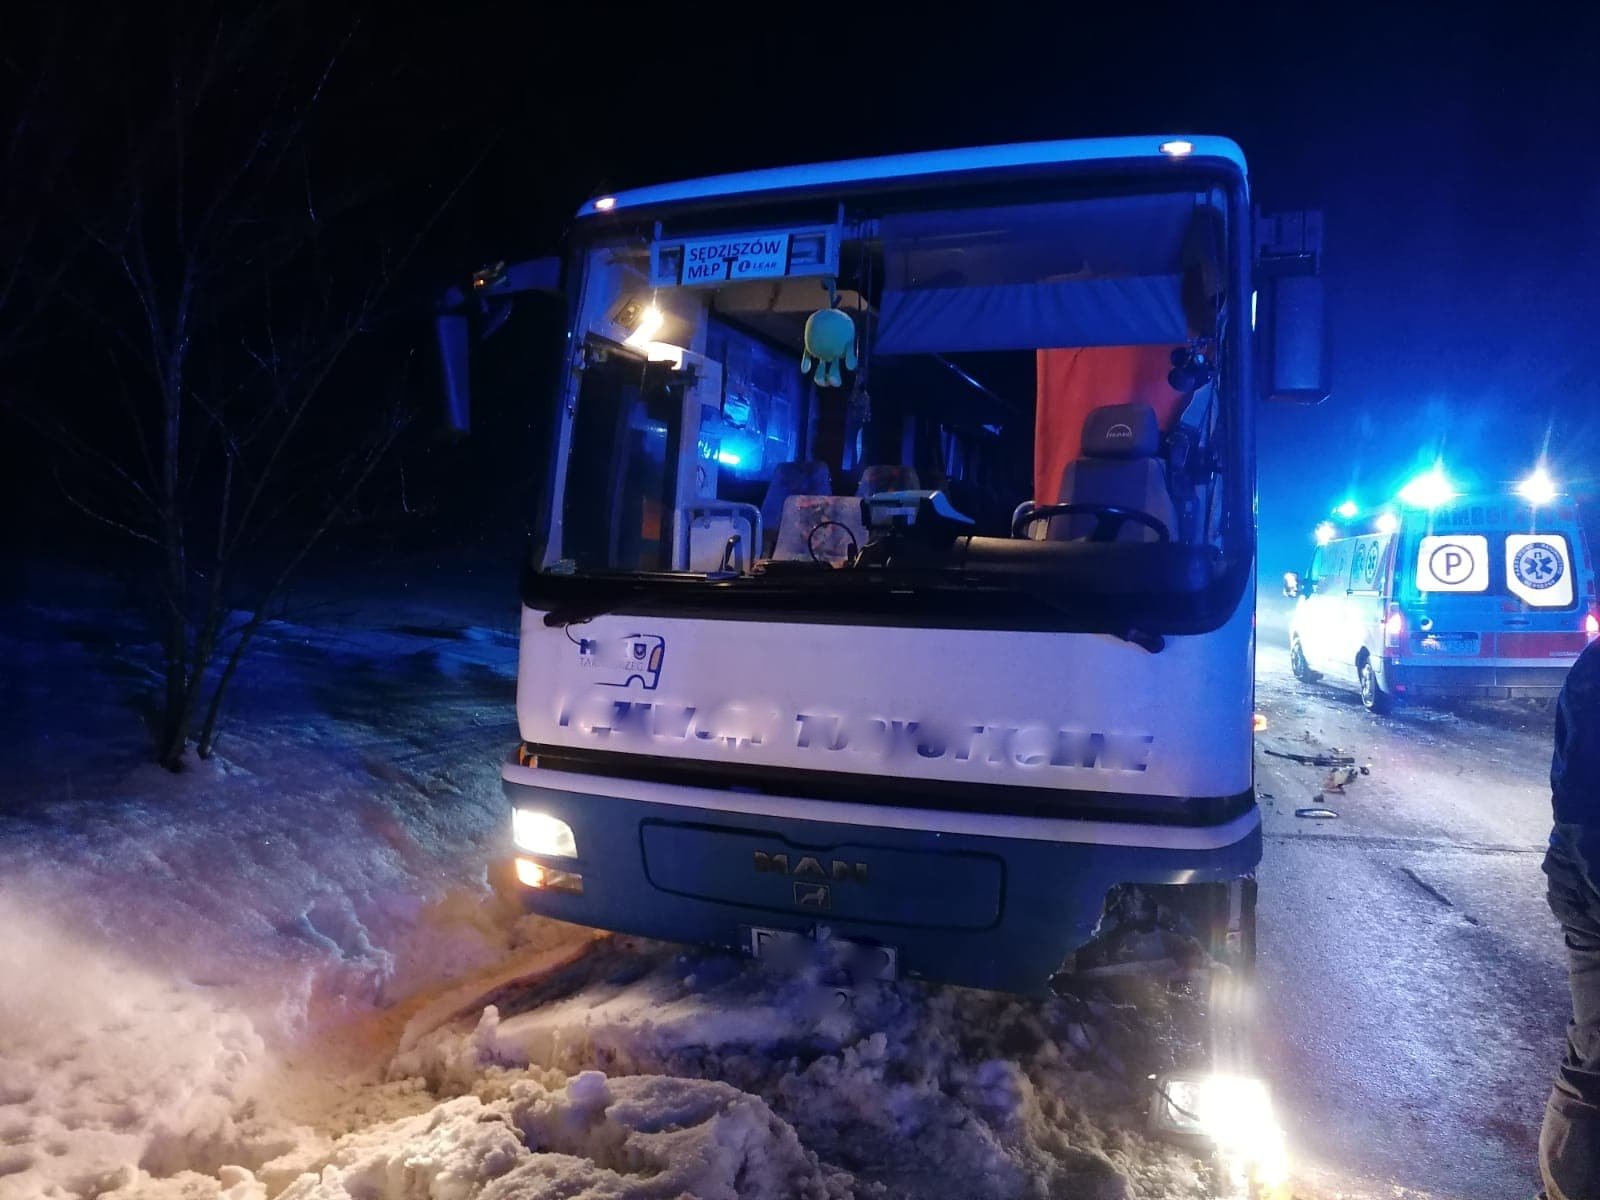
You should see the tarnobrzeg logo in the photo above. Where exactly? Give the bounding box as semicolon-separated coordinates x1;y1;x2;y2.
1513;541;1564;590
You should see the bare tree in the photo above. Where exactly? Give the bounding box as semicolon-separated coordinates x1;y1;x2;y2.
20;3;485;769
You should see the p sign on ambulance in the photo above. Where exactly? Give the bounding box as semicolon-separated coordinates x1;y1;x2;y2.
1416;534;1488;593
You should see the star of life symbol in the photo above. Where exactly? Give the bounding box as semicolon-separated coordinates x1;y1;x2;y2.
1513;541;1563;590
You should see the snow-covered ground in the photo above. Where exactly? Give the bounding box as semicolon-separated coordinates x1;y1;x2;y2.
0;575;1221;1200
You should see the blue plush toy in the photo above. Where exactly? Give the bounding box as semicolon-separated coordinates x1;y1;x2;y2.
801;305;858;388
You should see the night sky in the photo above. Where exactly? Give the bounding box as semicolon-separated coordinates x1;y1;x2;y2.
6;3;1599;576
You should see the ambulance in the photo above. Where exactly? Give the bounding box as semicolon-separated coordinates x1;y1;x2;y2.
1286;469;1598;711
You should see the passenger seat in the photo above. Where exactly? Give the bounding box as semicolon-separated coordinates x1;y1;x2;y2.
856;465;921;497
760;462;832;555
770;495;868;565
1043;403;1177;543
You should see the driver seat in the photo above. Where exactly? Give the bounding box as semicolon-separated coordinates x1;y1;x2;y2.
1043;403;1177;543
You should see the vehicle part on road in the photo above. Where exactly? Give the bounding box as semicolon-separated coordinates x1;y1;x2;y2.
1263;747;1356;768
1322;765;1359;793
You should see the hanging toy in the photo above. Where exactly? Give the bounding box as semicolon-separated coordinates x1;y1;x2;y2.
801;280;857;388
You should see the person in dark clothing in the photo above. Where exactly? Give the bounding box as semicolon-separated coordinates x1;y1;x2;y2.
1542;638;1600;1199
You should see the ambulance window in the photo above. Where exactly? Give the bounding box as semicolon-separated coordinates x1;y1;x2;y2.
1309;547;1328;583
1348;535;1389;594
1506;533;1575;608
1415;534;1489;593
1317;540;1352;594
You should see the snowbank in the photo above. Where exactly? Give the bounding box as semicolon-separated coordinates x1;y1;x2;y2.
0;605;529;1198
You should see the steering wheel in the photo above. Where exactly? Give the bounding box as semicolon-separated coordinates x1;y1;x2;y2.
1012;503;1171;543
806;519;860;564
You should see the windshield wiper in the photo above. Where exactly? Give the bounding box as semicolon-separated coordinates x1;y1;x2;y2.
540;570;1165;653
542;580;678;629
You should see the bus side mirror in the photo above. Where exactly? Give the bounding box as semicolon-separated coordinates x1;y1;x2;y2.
1283;571;1302;598
1256;209;1329;405
435;255;563;434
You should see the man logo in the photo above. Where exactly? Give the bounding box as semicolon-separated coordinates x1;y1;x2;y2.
1105;423;1134;439
754;851;868;884
792;881;831;909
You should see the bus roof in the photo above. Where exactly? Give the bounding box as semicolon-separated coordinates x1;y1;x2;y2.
575;135;1248;219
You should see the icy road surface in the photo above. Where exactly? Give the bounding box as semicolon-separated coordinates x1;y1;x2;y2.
1254;601;1568;1199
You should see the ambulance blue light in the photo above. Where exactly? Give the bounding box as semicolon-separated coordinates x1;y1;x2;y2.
716;450;743;467
1335;500;1359;519
1376;511;1400;534
1516;467;1558;505
1398;467;1456;509
1314;522;1337;546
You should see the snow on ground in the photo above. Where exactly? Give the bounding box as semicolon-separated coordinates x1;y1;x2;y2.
0;577;1216;1200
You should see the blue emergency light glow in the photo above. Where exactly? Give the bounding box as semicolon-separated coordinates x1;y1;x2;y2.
1314;522;1337;546
1376;511;1399;534
716;450;742;467
1516;467;1558;505
1398;467;1456;509
1335;500;1359;519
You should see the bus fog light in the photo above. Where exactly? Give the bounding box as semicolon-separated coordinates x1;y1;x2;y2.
513;809;577;858
515;857;584;894
1151;1073;1289;1191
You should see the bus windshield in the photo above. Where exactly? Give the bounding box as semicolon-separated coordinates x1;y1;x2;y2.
535;180;1247;625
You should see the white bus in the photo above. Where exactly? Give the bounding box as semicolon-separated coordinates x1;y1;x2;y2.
439;135;1324;1174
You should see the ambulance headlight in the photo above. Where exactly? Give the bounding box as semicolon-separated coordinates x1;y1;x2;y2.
1151;1073;1289;1189
512;810;577;858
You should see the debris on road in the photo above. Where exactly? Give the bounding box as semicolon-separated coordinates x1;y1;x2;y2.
1294;806;1340;819
1322;765;1360;794
1263;747;1358;768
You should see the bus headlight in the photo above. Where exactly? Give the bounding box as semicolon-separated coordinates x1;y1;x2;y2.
1151;1073;1289;1191
512;809;577;858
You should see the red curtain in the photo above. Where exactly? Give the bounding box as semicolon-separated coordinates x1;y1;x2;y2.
1033;347;1186;504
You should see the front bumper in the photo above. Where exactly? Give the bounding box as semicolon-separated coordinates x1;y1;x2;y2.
503;762;1261;995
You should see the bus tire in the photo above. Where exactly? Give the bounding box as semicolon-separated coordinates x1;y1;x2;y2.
1359;657;1392;714
1290;639;1318;682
